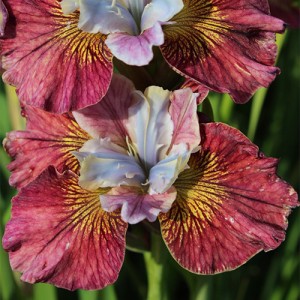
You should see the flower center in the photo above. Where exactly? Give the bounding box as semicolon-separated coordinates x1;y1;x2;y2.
60;0;184;36
73;85;195;195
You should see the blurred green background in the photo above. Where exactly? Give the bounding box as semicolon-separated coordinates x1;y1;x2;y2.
0;29;299;300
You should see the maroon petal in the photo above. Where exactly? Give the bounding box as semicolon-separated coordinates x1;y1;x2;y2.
159;122;298;274
0;0;7;36
2;167;127;290
161;0;285;103
1;0;113;113
73;74;134;148
180;78;209;104
3;106;89;189
269;0;300;28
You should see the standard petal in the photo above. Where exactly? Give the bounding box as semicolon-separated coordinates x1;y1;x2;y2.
78;0;137;35
161;0;285;103
159;122;298;274
1;0;113;113
105;23;164;66
168;88;200;151
73;74;134;148
3;106;89;189
127;86;173;168
2;167;127;290
141;0;184;31
101;186;177;224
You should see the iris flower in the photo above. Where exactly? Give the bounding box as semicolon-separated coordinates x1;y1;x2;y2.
3;75;298;290
0;0;285;113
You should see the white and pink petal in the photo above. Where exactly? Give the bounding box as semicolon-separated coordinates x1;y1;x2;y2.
101;186;177;224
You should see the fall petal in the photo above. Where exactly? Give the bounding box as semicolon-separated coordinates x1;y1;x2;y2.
105;23;164;66
1;0;112;113
101;186;177;224
269;0;300;28
159;122;298;274
180;79;209;104
161;0;285;103
2;167;127;290
3;106;89;189
73;74;134;148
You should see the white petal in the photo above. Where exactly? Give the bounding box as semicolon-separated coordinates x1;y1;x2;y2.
78;0;138;34
148;143;191;194
60;0;80;14
141;0;184;31
127;86;173;169
73;138;145;190
105;22;164;66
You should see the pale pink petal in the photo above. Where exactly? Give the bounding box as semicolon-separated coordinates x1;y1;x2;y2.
73;74;134;148
168;88;200;151
101;186;177;224
105;22;164;66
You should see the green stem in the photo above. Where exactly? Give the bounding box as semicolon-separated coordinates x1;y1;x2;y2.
5;84;25;130
144;233;166;300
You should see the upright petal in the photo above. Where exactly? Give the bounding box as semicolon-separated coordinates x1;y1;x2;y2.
127;86;173;168
159;123;298;274
2;167;127;290
168;88;200;151
73;75;134;148
101;186;177;224
1;0;113;113
161;0;285;103
141;0;184;31
3;106;89;189
78;0;138;35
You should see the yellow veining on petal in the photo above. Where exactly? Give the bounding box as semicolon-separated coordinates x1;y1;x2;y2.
49;3;112;66
162;0;231;63
159;151;227;243
61;175;118;236
45;116;90;173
